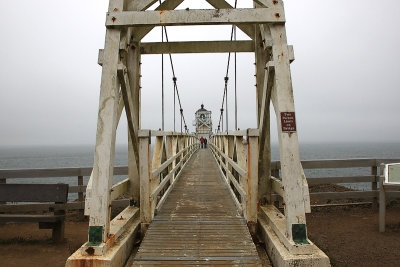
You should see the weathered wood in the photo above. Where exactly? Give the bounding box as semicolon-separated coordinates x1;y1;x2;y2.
0;214;65;223
134;149;261;265
110;178;130;201
106;8;285;28
0;184;68;203
205;0;256;39
301;158;378;169
0;200;130;214
0;166;128;179
117;64;140;169
210;143;246;178
78;175;84;219
130;0;184;40
126;38;141;206
0;183;68;242
246;135;259;229
213;129;260;137
87;0;124;244
307;175;376;185
140;41;254;54
268;19;310;242
127;0;157;11
139;132;152;228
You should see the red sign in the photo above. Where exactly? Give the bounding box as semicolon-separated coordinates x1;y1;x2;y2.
281;112;296;132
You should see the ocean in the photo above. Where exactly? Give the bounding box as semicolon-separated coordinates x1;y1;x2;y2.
1;142;400;198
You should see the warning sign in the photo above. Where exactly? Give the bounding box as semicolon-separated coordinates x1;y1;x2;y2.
281;112;296;132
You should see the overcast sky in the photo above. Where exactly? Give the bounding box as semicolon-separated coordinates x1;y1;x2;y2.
0;0;399;146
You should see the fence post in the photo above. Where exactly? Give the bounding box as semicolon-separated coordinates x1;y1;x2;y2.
78;175;84;220
371;161;378;209
379;163;386;232
0;178;5;204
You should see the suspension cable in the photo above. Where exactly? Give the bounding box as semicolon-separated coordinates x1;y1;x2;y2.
217;0;238;133
163;26;189;134
160;0;165;131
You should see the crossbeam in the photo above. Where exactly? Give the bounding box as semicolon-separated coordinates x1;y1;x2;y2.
141;41;254;54
106;8;285;28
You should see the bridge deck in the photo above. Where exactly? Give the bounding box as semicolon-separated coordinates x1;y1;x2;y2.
132;148;262;266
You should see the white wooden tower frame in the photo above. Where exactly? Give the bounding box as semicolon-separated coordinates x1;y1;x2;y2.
67;1;330;266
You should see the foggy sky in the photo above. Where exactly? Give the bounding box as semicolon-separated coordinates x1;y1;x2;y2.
1;0;399;146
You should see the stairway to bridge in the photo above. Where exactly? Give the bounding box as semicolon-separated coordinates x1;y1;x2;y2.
131;148;262;266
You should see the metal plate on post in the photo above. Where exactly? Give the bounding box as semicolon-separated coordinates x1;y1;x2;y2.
280;112;296;132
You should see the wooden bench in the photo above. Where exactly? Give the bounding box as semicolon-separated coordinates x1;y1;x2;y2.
0;183;69;242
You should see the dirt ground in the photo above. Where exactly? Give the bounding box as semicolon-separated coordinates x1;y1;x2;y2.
1;205;400;267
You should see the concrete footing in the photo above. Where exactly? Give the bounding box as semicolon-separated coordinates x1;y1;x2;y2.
66;207;140;267
259;205;331;267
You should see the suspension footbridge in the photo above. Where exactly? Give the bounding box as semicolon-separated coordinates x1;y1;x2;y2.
66;1;331;266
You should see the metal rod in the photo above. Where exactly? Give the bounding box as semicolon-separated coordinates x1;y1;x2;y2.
161;25;165;131
234;25;238;131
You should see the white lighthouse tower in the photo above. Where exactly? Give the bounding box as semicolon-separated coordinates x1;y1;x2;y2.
194;104;212;139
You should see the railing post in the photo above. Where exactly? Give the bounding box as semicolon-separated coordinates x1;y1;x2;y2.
139;130;152;236
246;129;259;235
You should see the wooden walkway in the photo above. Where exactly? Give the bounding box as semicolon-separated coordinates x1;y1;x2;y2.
132;148;262;266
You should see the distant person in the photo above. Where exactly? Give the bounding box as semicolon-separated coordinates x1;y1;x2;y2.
200;137;204;148
204;138;207;148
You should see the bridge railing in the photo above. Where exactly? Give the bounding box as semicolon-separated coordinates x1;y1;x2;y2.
270;158;400;207
138;130;200;227
209;129;259;224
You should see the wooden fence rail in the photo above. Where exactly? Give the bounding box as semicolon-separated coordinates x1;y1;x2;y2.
0;166;129;217
1;158;400;217
271;158;400;206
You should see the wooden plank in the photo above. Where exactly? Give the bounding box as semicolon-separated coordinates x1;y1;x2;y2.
271;177;284;197
310;191;378;200
0;214;65;223
133;149;261;265
301;159;377;169
140;41;254;54
0;184;68;203
106;8;285;28
110;178;130;201
307;175;376;185
0;166;127;179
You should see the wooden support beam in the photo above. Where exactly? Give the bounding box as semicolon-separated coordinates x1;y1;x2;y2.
205;0;256;39
268;22;310;242
87;0;123;246
129;0;184;40
126;41;141;205
140;41;254;54
117;65;140;170
255;24;273;206
106;8;285;28
127;0;157;11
